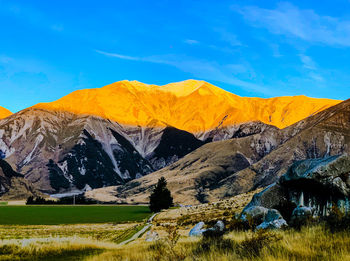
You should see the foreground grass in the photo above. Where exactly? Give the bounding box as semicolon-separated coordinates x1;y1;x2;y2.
0;223;146;260
0;205;151;225
0;237;114;261
87;226;350;261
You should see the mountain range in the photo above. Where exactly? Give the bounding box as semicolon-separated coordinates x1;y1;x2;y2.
104;98;349;204
0;80;344;200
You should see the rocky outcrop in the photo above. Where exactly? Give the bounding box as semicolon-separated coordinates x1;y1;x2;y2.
256;209;288;230
202;220;225;238
189;222;206;237
244;154;350;221
289;206;313;227
189;221;225;237
241;206;269;224
145;230;159;242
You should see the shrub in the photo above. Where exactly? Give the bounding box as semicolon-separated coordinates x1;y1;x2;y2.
324;205;350;233
26;195;98;205
227;215;248;231
239;230;281;257
193;237;235;255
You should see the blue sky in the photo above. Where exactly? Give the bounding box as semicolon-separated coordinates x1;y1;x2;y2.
1;0;350;112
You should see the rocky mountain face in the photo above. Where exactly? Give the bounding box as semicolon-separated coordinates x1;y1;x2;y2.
0;108;213;194
0;80;343;199
89;99;350;205
0;106;279;195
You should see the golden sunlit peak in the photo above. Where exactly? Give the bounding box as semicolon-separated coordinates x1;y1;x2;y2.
0;107;12;119
33;80;341;132
102;79;223;97
159;79;207;97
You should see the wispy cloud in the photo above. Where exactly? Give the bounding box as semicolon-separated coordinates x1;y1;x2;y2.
184;39;199;45
235;2;350;47
96;50;273;95
95;50;141;61
299;54;316;70
299;54;324;82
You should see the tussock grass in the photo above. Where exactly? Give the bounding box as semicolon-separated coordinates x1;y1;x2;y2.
0;223;143;260
0;237;113;260
87;225;350;261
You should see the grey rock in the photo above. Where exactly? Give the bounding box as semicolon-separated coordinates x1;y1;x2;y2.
214;220;225;232
257;218;288;230
280;155;350;197
203;220;225;238
265;209;283;223
256;208;287;230
242;155;350;217
241;206;268;224
189;222;206;237
290;206;313;224
145;230;159;242
243;183;286;210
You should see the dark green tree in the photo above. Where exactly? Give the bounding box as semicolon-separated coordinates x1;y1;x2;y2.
149;177;173;212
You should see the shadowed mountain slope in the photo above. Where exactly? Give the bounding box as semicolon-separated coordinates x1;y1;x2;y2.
0;108;209;194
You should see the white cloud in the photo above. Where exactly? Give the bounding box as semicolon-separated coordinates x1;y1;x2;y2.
184;39;199;45
95;50;141;61
236;2;350;47
96;50;273;95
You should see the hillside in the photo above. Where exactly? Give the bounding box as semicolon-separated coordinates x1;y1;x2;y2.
88;99;350;204
34;80;340;133
0;108;208;193
0;80;343;197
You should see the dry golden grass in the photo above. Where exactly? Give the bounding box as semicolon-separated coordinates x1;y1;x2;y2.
2;191;349;260
0;223;144;260
87;226;350;261
0;223;137;242
0;237;114;261
154;188;262;228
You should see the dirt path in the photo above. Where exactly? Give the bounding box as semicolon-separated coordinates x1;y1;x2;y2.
118;213;158;246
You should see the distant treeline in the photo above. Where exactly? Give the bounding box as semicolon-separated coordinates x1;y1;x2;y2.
26;195;98;205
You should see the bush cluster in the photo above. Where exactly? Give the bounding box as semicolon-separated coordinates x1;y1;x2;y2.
324;205;350;233
26;195;98;205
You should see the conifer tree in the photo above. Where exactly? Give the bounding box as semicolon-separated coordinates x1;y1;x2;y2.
149;177;173;212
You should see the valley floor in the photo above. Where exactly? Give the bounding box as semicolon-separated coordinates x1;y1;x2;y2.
1;193;349;260
1;224;350;261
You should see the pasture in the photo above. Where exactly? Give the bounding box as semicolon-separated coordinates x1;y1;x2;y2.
0;205;151;225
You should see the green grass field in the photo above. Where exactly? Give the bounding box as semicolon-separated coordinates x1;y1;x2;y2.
0;205;151;225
